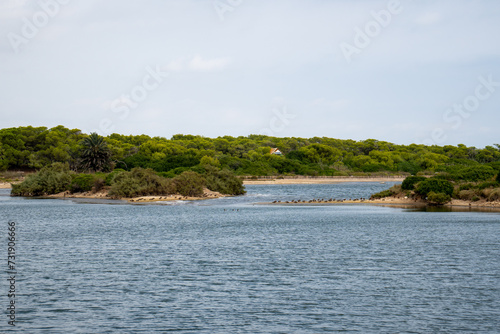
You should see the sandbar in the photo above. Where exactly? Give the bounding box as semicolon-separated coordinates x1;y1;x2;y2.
244;176;405;185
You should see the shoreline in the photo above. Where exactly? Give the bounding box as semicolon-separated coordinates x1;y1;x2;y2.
243;176;405;185
8;187;227;203
2;177;403;189
6;180;500;210
47;188;226;203
263;197;500;211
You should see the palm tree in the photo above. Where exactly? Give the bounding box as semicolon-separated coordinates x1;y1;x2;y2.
80;133;111;172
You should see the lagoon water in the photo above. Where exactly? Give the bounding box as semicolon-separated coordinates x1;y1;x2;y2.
1;182;500;333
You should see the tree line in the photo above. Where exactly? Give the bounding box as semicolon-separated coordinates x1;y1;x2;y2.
1;125;500;177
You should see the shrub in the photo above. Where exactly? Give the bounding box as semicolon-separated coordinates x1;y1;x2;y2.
477;181;498;190
156;171;176;178
105;169;126;186
442;165;496;182
427;191;451;205
109;176;141;198
11;163;72;196
487;188;500;201
70;174;95;193
109;167;176;198
461;166;496;182
370;189;394;199
459;183;475;191
92;178;105;193
458;190;478;201
11;176;44;196
173;171;205;197
401;176;426;190
416;178;454;197
497;172;500;184
204;168;246;195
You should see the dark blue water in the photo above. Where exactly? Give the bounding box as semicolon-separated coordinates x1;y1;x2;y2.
1;183;499;333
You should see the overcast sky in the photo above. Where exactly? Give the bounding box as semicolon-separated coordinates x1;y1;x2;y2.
1;0;499;147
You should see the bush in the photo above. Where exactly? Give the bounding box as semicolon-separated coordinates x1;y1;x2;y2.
401;176;426;190
458;190;478;201
488;189;500;201
416;178;454;197
92;178;105;193
105;169;126;186
459;183;475;191
109;177;141;198
427;191;451;205
109;167;176;198
156;171;176;178
497;172;500;183
477;181;498;190
461;166;496;181
204;167;246;195
370;189;394;199
441;165;496;182
11;163;72;196
70;174;95;193
173;171;205;197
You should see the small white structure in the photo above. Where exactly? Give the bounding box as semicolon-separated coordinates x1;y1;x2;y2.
270;148;283;155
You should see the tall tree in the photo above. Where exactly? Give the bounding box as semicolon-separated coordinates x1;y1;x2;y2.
80;133;111;172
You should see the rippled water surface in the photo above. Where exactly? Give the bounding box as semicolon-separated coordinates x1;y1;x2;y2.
1;183;500;333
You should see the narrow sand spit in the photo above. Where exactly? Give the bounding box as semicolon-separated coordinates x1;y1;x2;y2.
266;196;500;211
243;176;405;185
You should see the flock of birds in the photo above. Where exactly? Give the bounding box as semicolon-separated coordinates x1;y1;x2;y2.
129;196;188;202
272;198;369;204
129;193;221;202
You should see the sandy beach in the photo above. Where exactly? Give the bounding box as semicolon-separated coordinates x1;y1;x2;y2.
243;176;406;185
2;181;225;202
1;177;403;189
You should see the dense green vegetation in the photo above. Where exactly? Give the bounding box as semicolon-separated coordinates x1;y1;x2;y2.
401;176;427;190
415;179;454;197
108;168;177;198
426;191;451;205
372;172;500;205
11;163;72;196
11;163;245;198
80;132;111;172
2;126;500;178
3;125;500;202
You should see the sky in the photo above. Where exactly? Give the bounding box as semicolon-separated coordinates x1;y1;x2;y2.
1;0;499;147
